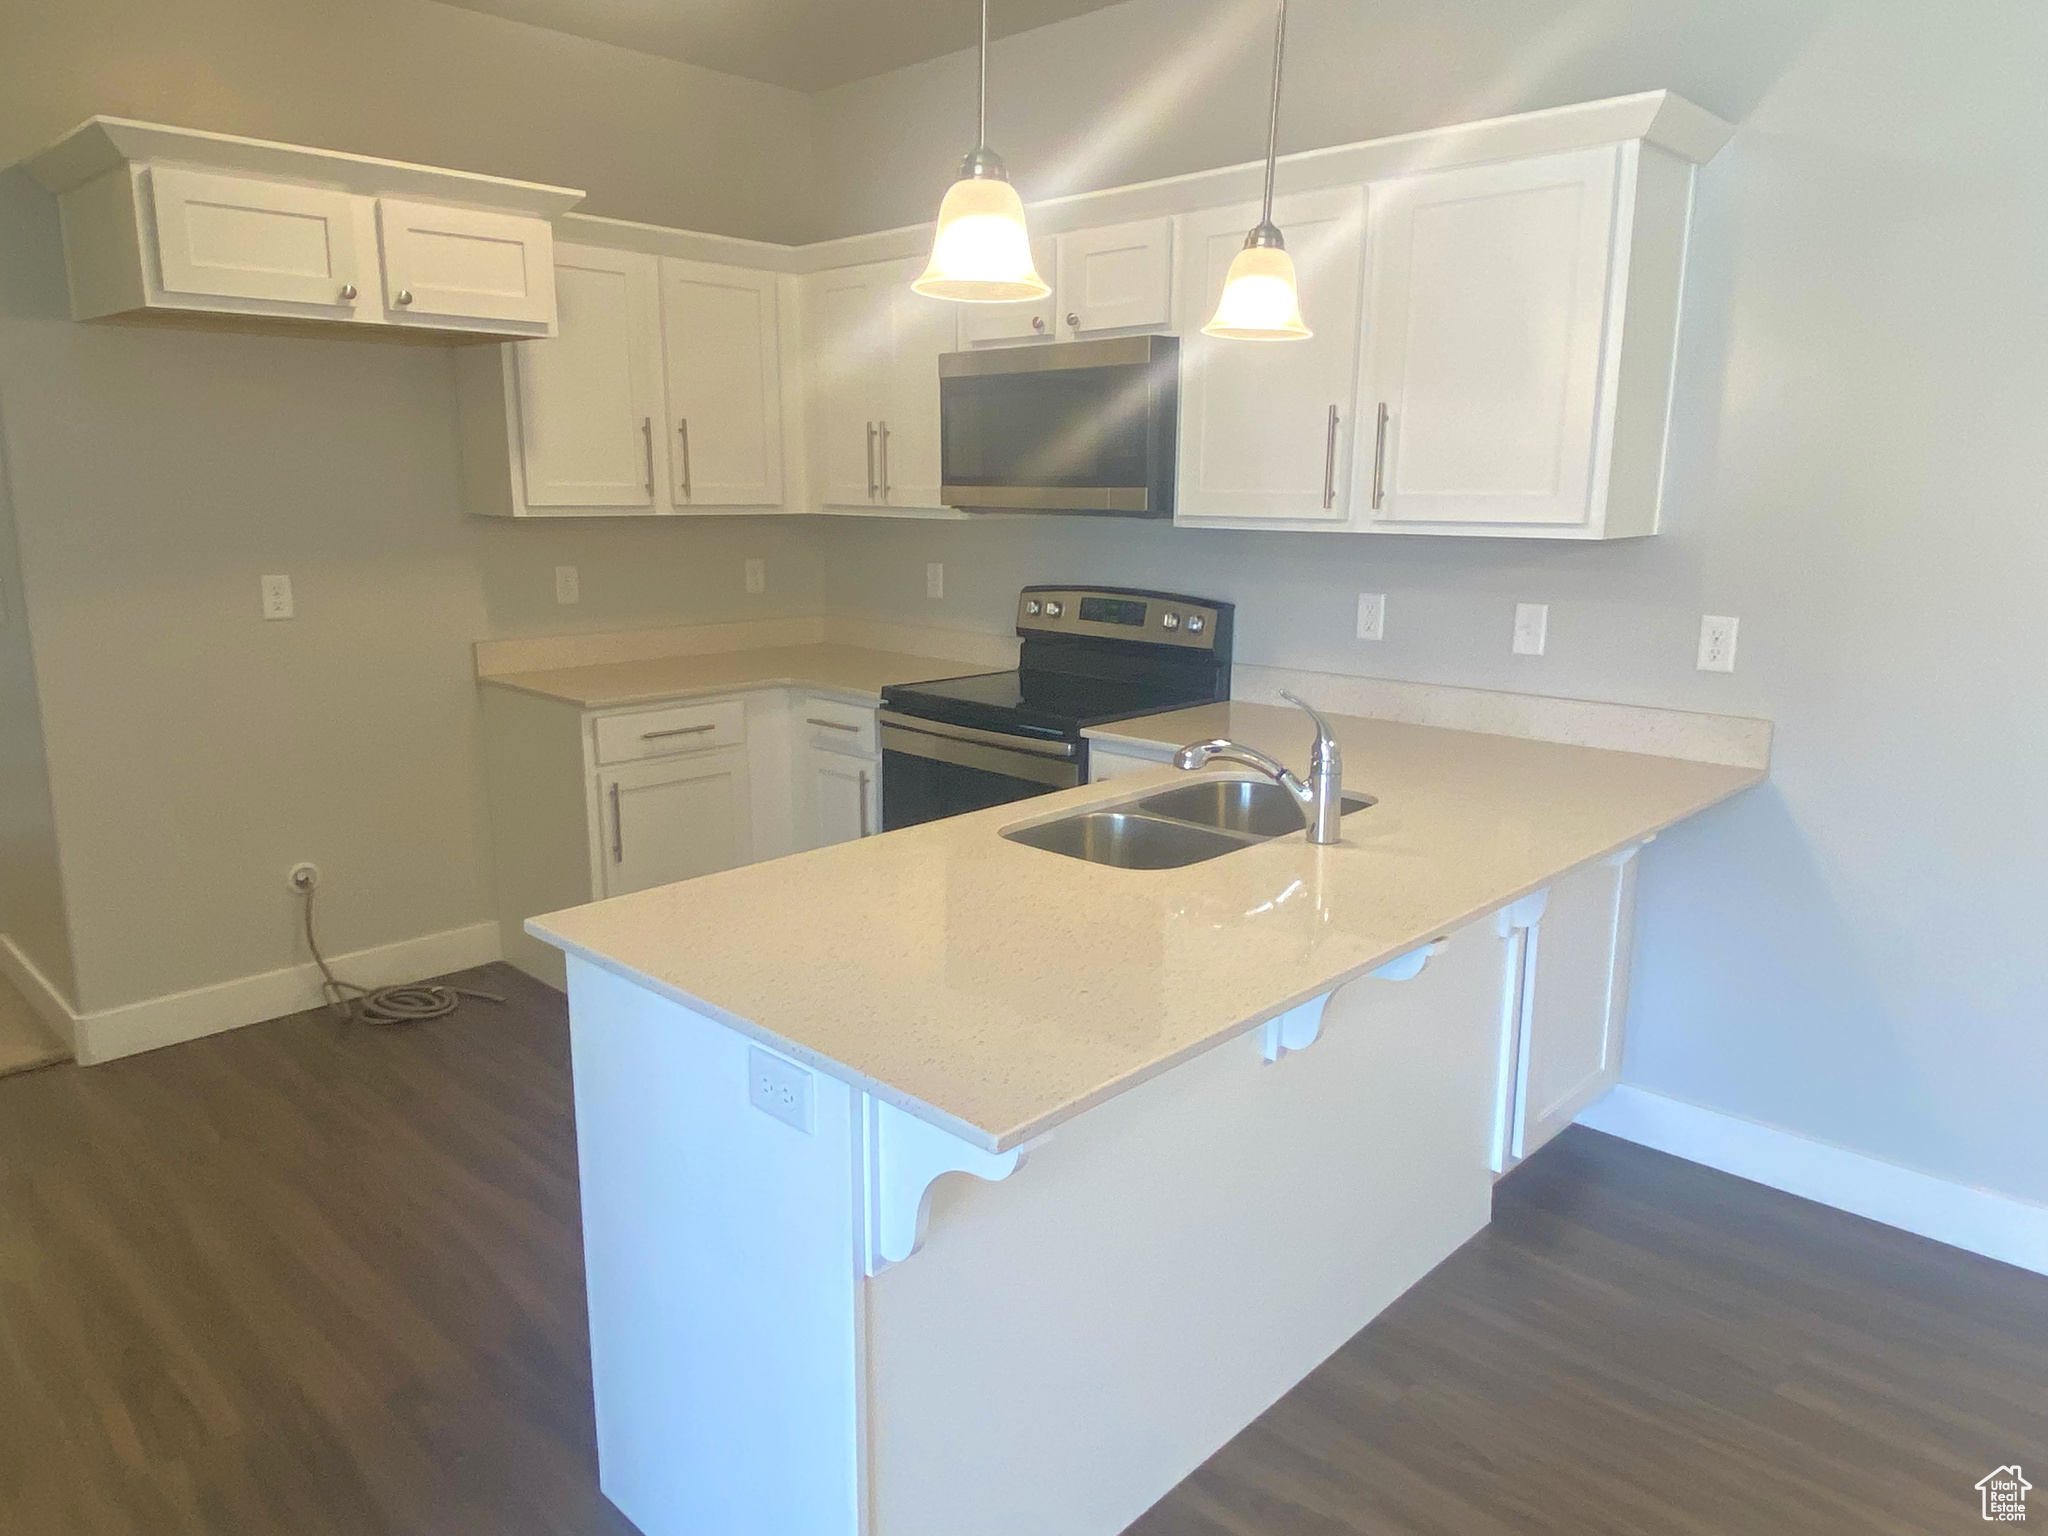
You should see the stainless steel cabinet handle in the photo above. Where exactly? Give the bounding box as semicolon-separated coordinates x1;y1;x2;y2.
394;289;413;307
677;420;692;501
641;723;716;740
858;770;871;837
642;418;655;497
805;717;860;733
1370;402;1389;511
609;782;623;863
338;283;358;302
865;421;878;499
1322;403;1340;509
878;420;891;498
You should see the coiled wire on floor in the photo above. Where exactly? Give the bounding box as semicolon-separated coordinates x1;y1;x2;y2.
299;884;503;1025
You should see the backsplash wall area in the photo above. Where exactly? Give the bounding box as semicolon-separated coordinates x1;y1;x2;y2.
816;0;2048;1208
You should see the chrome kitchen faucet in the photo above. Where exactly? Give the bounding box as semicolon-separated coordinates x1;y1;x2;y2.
1173;692;1346;844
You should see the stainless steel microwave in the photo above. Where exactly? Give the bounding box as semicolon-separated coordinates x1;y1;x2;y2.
938;335;1178;517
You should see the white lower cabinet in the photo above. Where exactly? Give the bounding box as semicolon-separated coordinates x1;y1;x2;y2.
598;749;753;898
805;750;878;847
1492;847;1642;1170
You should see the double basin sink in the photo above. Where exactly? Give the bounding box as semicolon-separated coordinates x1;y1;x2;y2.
1003;778;1374;870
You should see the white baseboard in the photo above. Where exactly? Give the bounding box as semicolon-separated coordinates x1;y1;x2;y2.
0;934;79;1057
67;922;503;1066
1578;1084;2048;1277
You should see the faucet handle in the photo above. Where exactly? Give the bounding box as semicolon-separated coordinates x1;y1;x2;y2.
1279;691;1341;769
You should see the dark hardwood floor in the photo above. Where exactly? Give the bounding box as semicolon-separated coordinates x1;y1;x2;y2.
1;963;2040;1535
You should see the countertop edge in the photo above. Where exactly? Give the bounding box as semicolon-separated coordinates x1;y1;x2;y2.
528;758;1764;1154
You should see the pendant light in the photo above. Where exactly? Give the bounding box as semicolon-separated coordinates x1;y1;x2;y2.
1204;0;1310;340
913;0;1050;303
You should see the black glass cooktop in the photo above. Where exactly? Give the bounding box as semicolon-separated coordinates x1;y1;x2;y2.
882;668;1216;740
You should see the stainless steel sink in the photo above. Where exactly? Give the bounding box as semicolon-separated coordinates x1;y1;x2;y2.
1001;811;1252;870
1003;777;1376;868
1135;779;1374;838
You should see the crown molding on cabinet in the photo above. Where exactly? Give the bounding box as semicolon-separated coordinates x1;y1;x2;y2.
559;89;1734;274
24;115;583;217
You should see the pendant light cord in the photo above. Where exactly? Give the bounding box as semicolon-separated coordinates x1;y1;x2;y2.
1261;0;1288;227
977;0;990;150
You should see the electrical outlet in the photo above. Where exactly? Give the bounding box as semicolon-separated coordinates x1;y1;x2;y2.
1512;602;1548;656
744;558;766;595
748;1046;813;1134
1697;614;1739;672
261;574;294;621
1356;592;1386;641
925;562;944;600
554;565;580;605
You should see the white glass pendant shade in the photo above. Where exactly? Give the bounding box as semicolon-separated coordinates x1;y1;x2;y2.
913;172;1049;302
1203;241;1310;340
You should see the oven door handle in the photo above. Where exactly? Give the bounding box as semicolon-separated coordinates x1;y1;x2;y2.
877;710;1079;759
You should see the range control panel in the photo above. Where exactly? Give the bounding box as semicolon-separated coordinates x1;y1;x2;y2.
1015;586;1232;653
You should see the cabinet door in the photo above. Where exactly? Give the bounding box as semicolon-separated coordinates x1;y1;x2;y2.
808;266;886;507
599;749;754;898
880;270;956;508
1503;851;1638;1164
514;244;665;510
376;199;555;332
661;258;784;507
1175;188;1365;524
1356;146;1620;531
957;236;1056;344
148;165;365;313
1055;218;1173;334
809;751;878;848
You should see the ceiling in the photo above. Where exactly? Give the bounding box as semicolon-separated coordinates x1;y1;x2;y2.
435;0;1140;93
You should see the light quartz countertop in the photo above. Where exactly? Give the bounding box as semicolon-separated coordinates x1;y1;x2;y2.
478;642;980;709
529;699;1764;1154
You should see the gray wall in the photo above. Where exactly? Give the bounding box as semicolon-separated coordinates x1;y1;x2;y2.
0;0;824;1010
812;0;2048;1204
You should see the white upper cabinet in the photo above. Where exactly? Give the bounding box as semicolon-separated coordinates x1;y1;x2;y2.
1055;217;1174;335
880;273;956;507
957;236;1057;345
808;264;890;507
376;198;555;333
26;119;579;337
1354;143;1686;539
660;258;784;508
1174;187;1367;525
149;166;367;313
803;258;955;513
511;244;664;512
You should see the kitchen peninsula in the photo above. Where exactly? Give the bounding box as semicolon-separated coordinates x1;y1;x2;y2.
528;699;1766;1536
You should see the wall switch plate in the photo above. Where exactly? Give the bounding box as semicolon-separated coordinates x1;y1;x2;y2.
925;562;944;600
554;565;580;605
1512;602;1548;656
1356;592;1386;641
749;1046;813;1135
260;574;294;621
1697;614;1739;672
744;558;766;594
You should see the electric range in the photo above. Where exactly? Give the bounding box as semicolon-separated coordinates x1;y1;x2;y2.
878;585;1233;830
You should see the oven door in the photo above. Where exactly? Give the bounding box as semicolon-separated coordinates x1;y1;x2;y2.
879;713;1084;831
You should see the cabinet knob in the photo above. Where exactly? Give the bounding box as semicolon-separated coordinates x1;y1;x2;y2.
338;283;358;302
1031;315;1046;333
1065;311;1080;328
395;289;414;307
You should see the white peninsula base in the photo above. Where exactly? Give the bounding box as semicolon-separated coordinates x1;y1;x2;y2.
565;914;1503;1536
